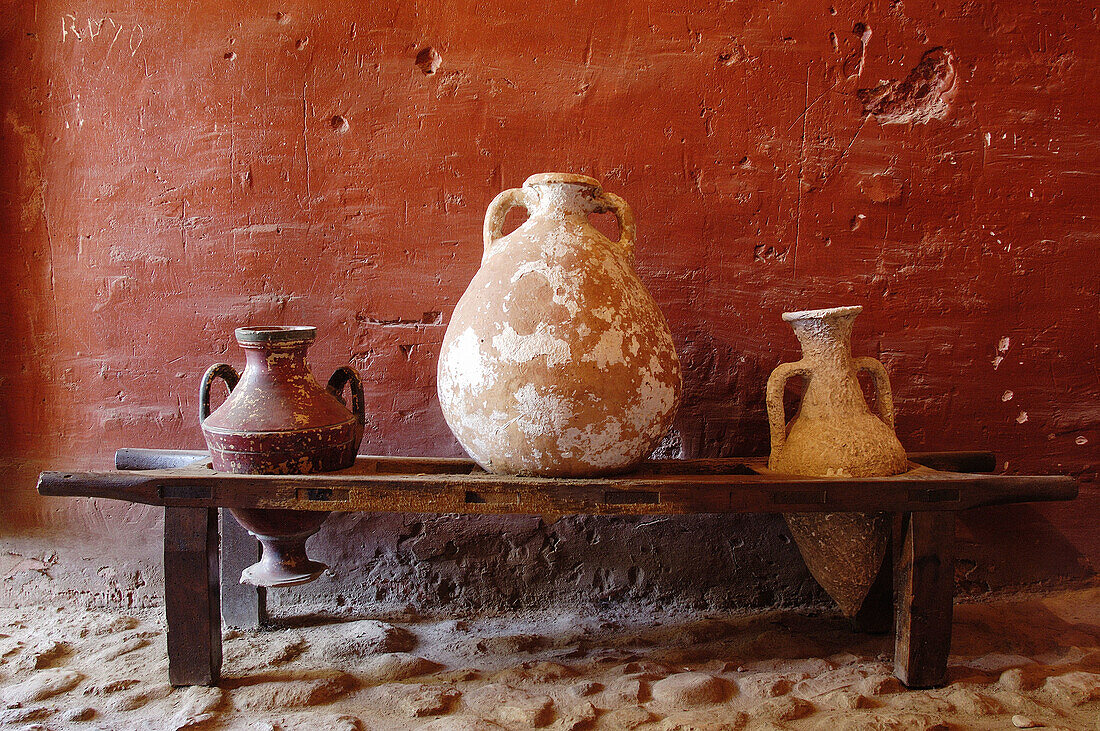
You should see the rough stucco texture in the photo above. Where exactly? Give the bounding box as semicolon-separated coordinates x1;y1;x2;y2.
1;0;1096;611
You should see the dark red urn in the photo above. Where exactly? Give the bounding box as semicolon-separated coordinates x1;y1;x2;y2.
200;326;365;587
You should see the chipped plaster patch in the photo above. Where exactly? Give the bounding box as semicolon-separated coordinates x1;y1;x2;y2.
858;47;957;125
440;327;494;397
559;418;634;468
591;306;616;323
582;327;627;370
457;409;512;464
510;258;580;316
626;373;679;430
492;323;571;367
514;384;576;437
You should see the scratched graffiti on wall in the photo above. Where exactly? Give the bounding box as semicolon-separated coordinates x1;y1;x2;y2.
60;14;143;58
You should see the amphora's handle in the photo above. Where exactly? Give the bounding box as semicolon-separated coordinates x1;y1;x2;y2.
482;188;528;264
855;356;896;429
595;192;637;263
199;364;240;422
765;362;807;452
328;366;366;426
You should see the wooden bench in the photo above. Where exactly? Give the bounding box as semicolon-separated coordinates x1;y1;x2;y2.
37;449;1077;690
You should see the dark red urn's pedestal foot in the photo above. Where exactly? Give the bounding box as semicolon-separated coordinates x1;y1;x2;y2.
241;534;328;588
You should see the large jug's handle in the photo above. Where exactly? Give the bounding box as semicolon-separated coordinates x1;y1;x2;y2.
328;366;366;426
854;356;896;429
482;188;528;264
596;192;636;264
199;364;240;422
765;361;807;452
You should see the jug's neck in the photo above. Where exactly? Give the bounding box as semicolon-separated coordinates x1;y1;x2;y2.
791;314;870;418
526;182;600;221
792;316;857;370
241;342;311;376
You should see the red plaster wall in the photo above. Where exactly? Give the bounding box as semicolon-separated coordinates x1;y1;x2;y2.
2;0;1096;589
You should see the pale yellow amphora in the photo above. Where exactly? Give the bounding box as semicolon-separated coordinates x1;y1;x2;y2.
766;305;907;617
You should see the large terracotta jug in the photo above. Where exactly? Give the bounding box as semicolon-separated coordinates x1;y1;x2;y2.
200;326;365;587
766;306;907;617
438;173;682;477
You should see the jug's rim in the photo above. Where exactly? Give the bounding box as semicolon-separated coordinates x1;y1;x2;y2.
523;172;602;189
781;305;863;322
235;325;317;344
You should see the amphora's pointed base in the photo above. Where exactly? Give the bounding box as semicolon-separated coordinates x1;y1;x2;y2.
785;511;890;617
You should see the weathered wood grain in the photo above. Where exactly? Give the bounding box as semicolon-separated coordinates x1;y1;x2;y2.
38;457;1077;516
894;511;956;688
164;507;221;686
113;448;996;475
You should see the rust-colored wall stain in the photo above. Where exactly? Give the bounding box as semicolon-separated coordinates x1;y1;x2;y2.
1;1;1096;593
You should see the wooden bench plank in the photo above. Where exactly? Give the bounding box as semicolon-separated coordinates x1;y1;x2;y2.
38;464;1078;515
114;448;999;475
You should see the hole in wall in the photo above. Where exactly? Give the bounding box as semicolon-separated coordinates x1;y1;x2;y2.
416;46;443;74
330;115;350;134
858;47;956;124
753;244;787;262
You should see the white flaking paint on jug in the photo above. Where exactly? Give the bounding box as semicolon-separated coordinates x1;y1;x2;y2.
492;323;572;367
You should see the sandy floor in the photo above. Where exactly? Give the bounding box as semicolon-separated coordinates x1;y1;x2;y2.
1;584;1097;730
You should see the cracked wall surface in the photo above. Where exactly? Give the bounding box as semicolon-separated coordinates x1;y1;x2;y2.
0;0;1096;611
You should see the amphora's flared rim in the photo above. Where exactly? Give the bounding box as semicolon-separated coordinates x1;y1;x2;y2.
781;305;863;322
235;325;317;344
523;172;602;189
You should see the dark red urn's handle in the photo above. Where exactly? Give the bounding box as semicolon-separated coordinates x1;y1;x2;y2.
327;366;366;426
199;363;240;422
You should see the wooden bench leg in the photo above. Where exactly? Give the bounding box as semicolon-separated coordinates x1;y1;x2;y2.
894;510;955;688
164;507;222;686
219;509;267;629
